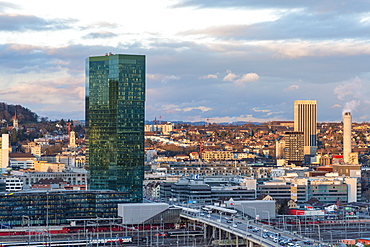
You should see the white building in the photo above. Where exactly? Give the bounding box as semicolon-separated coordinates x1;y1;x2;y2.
9;153;37;170
5;176;23;191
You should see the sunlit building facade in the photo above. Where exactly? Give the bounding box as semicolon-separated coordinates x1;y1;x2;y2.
294;100;317;156
86;54;145;202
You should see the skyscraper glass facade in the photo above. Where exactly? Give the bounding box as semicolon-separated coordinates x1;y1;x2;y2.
86;54;145;202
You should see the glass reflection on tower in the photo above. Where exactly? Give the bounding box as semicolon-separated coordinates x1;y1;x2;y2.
86;54;145;202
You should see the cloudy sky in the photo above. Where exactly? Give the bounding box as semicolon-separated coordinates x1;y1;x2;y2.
0;0;369;123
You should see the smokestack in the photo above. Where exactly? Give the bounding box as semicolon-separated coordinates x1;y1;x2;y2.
343;112;352;163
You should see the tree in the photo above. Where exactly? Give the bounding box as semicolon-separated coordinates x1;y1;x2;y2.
277;199;290;215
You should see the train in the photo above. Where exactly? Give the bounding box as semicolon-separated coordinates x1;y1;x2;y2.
0;237;132;246
0;223;176;236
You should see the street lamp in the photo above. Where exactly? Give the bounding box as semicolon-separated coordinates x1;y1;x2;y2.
328;231;333;246
262;210;270;226
245;206;257;222
313;224;321;242
22;215;31;244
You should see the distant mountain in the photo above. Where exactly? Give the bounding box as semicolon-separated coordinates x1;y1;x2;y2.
145;120;262;126
0;102;38;123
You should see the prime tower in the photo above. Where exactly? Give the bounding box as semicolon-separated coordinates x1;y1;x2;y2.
86;53;145;202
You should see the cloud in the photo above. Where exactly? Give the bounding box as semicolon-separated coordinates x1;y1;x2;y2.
171;0;370;15
333;77;370;116
147;74;181;83
235;73;259;83
0;14;75;31
343;100;360;113
196;114;284;123
183;106;212;112
0;76;84;119
252;108;270;113
83;31;118;39
83;22;119;29
284;84;299;92
159;104;212;114
223;70;259;84
223;70;238;82
333;77;363;100
162;75;180;83
0;2;19;12
199;73;218;79
331;104;342;108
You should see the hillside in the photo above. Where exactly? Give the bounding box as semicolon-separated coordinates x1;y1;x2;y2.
0;102;38;124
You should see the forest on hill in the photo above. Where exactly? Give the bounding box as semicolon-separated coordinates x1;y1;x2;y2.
0;102;38;123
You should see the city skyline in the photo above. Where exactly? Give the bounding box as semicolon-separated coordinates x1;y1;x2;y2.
0;1;369;123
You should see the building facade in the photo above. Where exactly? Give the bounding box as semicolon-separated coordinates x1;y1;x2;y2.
294;100;317;156
343;112;352;162
284;131;304;164
0;134;9;174
86;54;145;202
0;190;130;226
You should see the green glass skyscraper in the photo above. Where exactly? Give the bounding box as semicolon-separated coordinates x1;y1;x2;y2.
86;53;145;202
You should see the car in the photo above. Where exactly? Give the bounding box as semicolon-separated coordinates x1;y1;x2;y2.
227;220;232;223
303;241;312;245
248;225;253;229
200;213;204;216
273;237;279;243
262;234;268;238
236;221;242;224
279;240;287;246
287;243;294;247
252;228;259;232
294;244;301;247
225;217;229;220
232;224;237;228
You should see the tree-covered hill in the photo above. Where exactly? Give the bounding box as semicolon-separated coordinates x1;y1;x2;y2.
0;102;38;123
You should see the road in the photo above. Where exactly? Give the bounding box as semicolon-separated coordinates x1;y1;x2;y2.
186;211;320;247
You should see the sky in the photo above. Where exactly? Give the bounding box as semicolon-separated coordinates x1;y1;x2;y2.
0;0;369;123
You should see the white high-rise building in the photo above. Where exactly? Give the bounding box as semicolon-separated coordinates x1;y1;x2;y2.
343;112;352;163
294;100;317;156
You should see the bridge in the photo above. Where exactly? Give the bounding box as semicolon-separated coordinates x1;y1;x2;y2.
179;208;322;247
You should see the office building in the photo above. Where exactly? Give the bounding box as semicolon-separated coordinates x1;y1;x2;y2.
0;190;130;226
283;131;304;165
294;100;317;156
86;53;145;202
